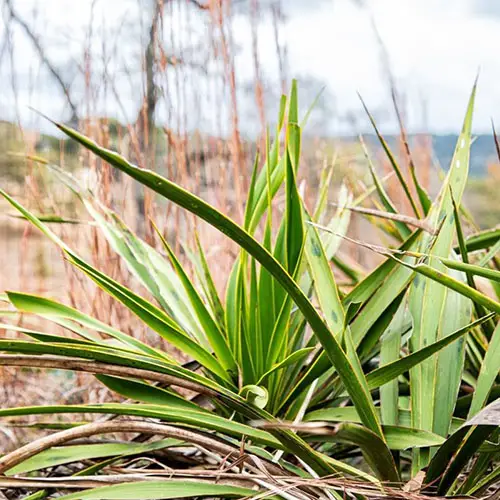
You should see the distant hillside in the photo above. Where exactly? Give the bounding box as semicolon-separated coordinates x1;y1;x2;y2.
359;134;498;177
431;135;497;176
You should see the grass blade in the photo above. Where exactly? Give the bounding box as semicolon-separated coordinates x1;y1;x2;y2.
359;95;421;218
153;223;237;376
468;319;500;417
359;136;411;239
379;300;406;425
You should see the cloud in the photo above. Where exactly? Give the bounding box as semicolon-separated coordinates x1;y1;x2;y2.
274;0;500;133
474;0;500;17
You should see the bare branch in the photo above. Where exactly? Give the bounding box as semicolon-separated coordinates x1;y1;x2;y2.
187;0;209;9
138;0;164;151
5;0;79;122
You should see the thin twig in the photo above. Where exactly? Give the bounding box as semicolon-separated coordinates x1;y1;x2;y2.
306;222;406;259
492;120;500;163
329;203;434;234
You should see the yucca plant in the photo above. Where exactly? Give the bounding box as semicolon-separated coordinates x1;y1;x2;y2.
0;80;499;499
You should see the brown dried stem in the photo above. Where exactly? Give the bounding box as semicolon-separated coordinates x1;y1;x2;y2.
0;354;216;396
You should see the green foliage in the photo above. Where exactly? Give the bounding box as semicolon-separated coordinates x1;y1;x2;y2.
0;81;499;498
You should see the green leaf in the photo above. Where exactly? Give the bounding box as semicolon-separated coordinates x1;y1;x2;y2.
243;153;261;232
427;425;496;495
225;258;242;359
281;206;352;413
468;319;500;417
248;256;262;376
257;225;275;369
432;264;472;437
323;423;400;481
6;292;168;361
264;285;295;369
0;335;339;476
0;323;97;347
0;192;224;378
451;192;495;338
308;423;445;451
381;426;445;450
346;232;420;347
304;214;344;337
56;481;254;500
453;228;500;253
466;462;500;495
379;300;407;425
257;347;314;385
357;289;407;359
6;439;180;475
193;234;225;326
284;126;304;276
288;79;299;125
45;172;211;345
96;375;200;410
312;162;334;221
8;213;86;224
245;106;286;235
431;256;500;284
240;385;269;409
305;406;464;434
402;260;500;315
425;398;499;494
322;185;352;260
366;314;495;390
0;339;227;395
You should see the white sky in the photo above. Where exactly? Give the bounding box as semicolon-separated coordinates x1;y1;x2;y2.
1;0;499;134
281;0;500;133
